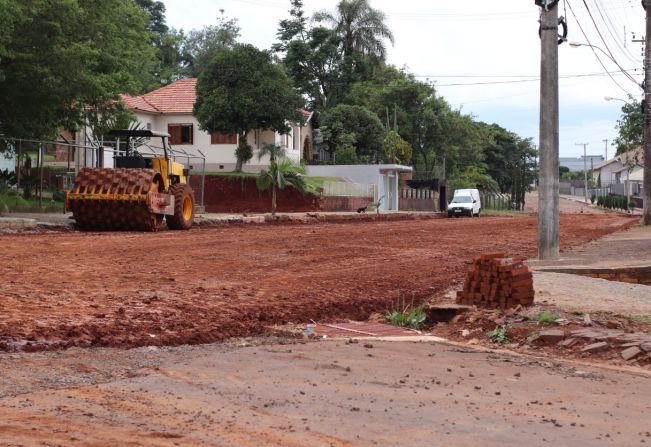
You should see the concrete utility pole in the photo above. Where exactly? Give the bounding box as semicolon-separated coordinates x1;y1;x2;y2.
644;1;651;225
538;1;560;259
576;143;589;204
602;139;609;160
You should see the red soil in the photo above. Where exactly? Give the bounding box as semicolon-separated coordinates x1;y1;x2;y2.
0;213;637;351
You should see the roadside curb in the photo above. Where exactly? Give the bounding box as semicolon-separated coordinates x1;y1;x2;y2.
0;217;38;229
195;212;446;227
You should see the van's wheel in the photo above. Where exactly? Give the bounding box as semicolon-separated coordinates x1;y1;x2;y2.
166;184;194;230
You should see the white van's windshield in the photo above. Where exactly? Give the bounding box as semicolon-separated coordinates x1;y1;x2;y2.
452;196;472;204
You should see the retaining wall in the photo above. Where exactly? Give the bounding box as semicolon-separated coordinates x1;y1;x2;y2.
190;176;323;213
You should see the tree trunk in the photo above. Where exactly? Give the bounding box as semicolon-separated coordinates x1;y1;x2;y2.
272;185;277;217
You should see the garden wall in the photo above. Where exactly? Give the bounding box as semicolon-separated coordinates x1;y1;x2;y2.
190;176;324;213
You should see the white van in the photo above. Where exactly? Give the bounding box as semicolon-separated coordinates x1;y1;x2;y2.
447;189;481;217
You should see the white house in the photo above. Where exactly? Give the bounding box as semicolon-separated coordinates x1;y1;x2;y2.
592;147;644;187
306;164;413;211
121;78;313;172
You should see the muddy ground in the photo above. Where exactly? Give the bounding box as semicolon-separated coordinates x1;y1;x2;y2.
0;339;649;447
0;213;637;351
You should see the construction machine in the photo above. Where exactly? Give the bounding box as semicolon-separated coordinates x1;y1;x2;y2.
66;130;195;231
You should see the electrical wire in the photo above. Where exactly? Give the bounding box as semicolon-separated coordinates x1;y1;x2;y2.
418;69;642;86
565;0;638;95
579;0;640;85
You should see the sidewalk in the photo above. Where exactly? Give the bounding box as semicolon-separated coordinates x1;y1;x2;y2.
1;210;446;229
528;224;651;316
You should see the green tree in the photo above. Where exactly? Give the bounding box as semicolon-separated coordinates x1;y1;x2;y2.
320;104;386;162
258;143;286;162
274;0;345;110
0;0;156;139
314;0;394;60
614;97;643;155
256;157;307;216
194;44;304;171
383;130;412;164
181;15;240;77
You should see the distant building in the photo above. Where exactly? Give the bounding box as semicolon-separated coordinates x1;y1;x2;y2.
559;155;604;172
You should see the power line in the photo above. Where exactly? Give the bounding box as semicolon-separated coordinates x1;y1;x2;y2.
579;0;640;85
565;0;636;95
419;69;642;86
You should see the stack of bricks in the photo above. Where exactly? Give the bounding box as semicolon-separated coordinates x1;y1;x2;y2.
456;253;535;309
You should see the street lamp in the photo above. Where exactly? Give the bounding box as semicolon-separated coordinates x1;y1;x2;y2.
568;41;617;63
604;96;627;103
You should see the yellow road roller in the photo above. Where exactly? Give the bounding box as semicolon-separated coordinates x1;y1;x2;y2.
66;130;195;231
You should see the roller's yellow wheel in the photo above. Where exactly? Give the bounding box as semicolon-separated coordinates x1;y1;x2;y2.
166;184;195;230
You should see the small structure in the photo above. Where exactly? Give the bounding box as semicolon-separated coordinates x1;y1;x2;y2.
0;151;15;173
306;164;413;211
560;155;604;172
592;147;644;187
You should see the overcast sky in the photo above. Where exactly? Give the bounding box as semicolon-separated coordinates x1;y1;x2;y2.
162;0;645;158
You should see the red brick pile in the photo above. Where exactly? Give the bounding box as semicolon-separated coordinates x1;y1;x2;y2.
456;253;535;309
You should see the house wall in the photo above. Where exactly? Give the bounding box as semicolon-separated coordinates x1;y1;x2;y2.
593;161;623;186
131;112;308;172
0;151;15;173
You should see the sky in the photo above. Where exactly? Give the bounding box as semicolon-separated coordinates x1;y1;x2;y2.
161;0;645;159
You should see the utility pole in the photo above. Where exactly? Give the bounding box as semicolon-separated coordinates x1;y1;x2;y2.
644;1;651;225
602;139;609;160
537;0;560;259
576;143;589;204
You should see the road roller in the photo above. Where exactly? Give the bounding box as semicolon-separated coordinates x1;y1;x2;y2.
66;130;195;231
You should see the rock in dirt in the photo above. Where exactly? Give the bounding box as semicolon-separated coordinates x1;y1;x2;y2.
539;330;565;344
581;342;610;353
620;346;642;361
640;342;651;353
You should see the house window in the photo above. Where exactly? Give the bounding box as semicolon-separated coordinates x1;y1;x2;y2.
168;124;193;145
211;132;237;145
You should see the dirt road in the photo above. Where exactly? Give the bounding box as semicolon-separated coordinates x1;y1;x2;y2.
0;339;649;446
0;214;637;351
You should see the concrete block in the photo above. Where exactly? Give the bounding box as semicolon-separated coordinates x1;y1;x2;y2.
581;342;610;353
621;346;642;361
539;329;565;344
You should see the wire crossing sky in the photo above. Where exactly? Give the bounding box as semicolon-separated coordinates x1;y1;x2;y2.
162;0;645;157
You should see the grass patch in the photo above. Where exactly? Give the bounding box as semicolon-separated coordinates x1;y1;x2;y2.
199;171;335;194
0;191;63;213
536;310;559;325
487;326;509;344
480;209;527;217
303;176;337;193
385;307;426;329
630;315;651;325
204;171;257;178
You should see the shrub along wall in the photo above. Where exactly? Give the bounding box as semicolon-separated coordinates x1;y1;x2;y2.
190;175;324;213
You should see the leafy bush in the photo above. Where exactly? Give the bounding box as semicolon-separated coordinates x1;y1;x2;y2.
536;310;559;325
488;326;509;344
385;307;426;329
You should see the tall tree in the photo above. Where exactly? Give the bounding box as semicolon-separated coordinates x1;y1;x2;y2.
0;0;156;139
314;0;394;59
614;98;643;155
274;0;344;109
181;14;240;77
194;44;304;171
135;0;185;88
320;104;386;162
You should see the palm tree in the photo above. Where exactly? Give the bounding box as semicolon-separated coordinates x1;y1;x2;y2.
314;0;394;59
257;143;286;162
256;157;307;217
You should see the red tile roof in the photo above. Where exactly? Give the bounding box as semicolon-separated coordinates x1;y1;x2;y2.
123;78;197;114
123;78;312;121
121;95;160;114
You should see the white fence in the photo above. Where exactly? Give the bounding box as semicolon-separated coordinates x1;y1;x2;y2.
322;181;376;198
